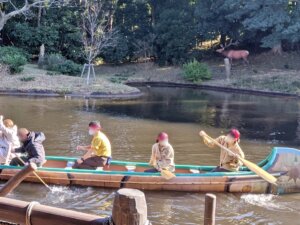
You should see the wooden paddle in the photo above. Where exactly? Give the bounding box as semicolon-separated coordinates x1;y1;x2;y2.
151;152;176;180
161;168;176;180
200;132;277;185
18;157;51;190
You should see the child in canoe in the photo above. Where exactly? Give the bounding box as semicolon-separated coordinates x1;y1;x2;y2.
199;129;245;172
145;132;175;173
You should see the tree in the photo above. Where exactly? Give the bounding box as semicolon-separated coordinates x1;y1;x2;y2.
224;0;291;52
0;0;62;31
195;0;242;44
80;0;118;84
109;0;152;63
154;0;196;65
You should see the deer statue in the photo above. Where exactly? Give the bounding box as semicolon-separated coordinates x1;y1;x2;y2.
216;40;249;65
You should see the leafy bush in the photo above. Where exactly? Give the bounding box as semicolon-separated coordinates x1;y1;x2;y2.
109;72;133;83
44;53;81;76
19;76;35;82
0;47;28;73
182;60;211;83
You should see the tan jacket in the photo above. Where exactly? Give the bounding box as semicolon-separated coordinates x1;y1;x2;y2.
204;135;245;171
149;143;175;172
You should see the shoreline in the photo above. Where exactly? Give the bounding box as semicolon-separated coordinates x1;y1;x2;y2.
0;81;298;100
0;89;143;99
127;81;300;98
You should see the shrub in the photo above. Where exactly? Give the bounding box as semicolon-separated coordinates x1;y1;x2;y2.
0;47;28;74
182;60;211;83
44;53;81;76
56;60;81;75
20;76;35;82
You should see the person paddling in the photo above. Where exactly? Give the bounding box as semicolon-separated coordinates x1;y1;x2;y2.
73;121;111;170
10;128;46;167
145;132;175;173
199;129;245;172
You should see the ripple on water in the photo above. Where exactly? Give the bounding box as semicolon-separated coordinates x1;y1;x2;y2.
42;186;115;216
241;194;294;212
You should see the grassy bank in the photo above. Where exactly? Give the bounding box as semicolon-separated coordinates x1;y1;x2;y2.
203;52;300;95
0;64;140;97
1;52;299;97
96;52;300;95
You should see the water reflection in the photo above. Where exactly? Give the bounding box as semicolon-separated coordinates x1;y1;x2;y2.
88;87;300;146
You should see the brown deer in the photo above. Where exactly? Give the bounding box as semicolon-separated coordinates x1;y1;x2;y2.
216;40;249;65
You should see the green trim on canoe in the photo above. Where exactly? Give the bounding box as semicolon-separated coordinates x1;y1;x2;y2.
0;148;278;177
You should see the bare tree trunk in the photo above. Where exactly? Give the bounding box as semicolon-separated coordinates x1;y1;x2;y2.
220;34;226;46
37;3;42;27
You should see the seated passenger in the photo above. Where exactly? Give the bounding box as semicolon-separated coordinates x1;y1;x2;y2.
73;121;111;170
199;129;245;172
145;132;175;173
0;116;21;164
10;128;46;167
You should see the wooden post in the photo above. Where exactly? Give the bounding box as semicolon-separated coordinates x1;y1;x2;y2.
112;188;149;225
0;163;37;197
224;58;231;82
38;44;45;68
204;194;216;225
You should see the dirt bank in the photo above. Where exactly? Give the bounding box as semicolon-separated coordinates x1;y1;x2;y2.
0;64;141;99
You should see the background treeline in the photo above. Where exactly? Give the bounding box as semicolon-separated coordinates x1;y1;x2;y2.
2;0;300;66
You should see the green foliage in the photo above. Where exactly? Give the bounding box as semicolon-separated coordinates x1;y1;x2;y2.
19;76;35;82
114;0;153;62
154;0;196;65
44;54;81;76
5;5;84;63
0;47;28;74
9;22;59;55
182;60;211;83
101;34;129;64
3;0;300;66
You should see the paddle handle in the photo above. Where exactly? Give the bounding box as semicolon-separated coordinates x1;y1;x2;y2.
200;132;241;160
17;157;51;190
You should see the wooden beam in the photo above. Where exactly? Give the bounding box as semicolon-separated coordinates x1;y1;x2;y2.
112;188;149;225
204;193;216;225
0;163;37;197
0;197;111;225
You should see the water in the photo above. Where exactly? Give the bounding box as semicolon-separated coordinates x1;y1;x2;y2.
0;87;300;224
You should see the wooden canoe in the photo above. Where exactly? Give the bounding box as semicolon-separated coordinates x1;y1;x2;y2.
0;147;299;194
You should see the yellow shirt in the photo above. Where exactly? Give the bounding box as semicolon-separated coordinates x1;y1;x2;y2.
91;131;111;157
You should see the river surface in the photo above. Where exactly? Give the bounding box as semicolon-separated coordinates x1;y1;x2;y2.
0;87;300;225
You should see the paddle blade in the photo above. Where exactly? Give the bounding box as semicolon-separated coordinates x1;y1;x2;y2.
241;158;277;185
161;170;176;180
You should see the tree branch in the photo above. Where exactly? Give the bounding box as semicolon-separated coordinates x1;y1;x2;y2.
6;0;62;20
